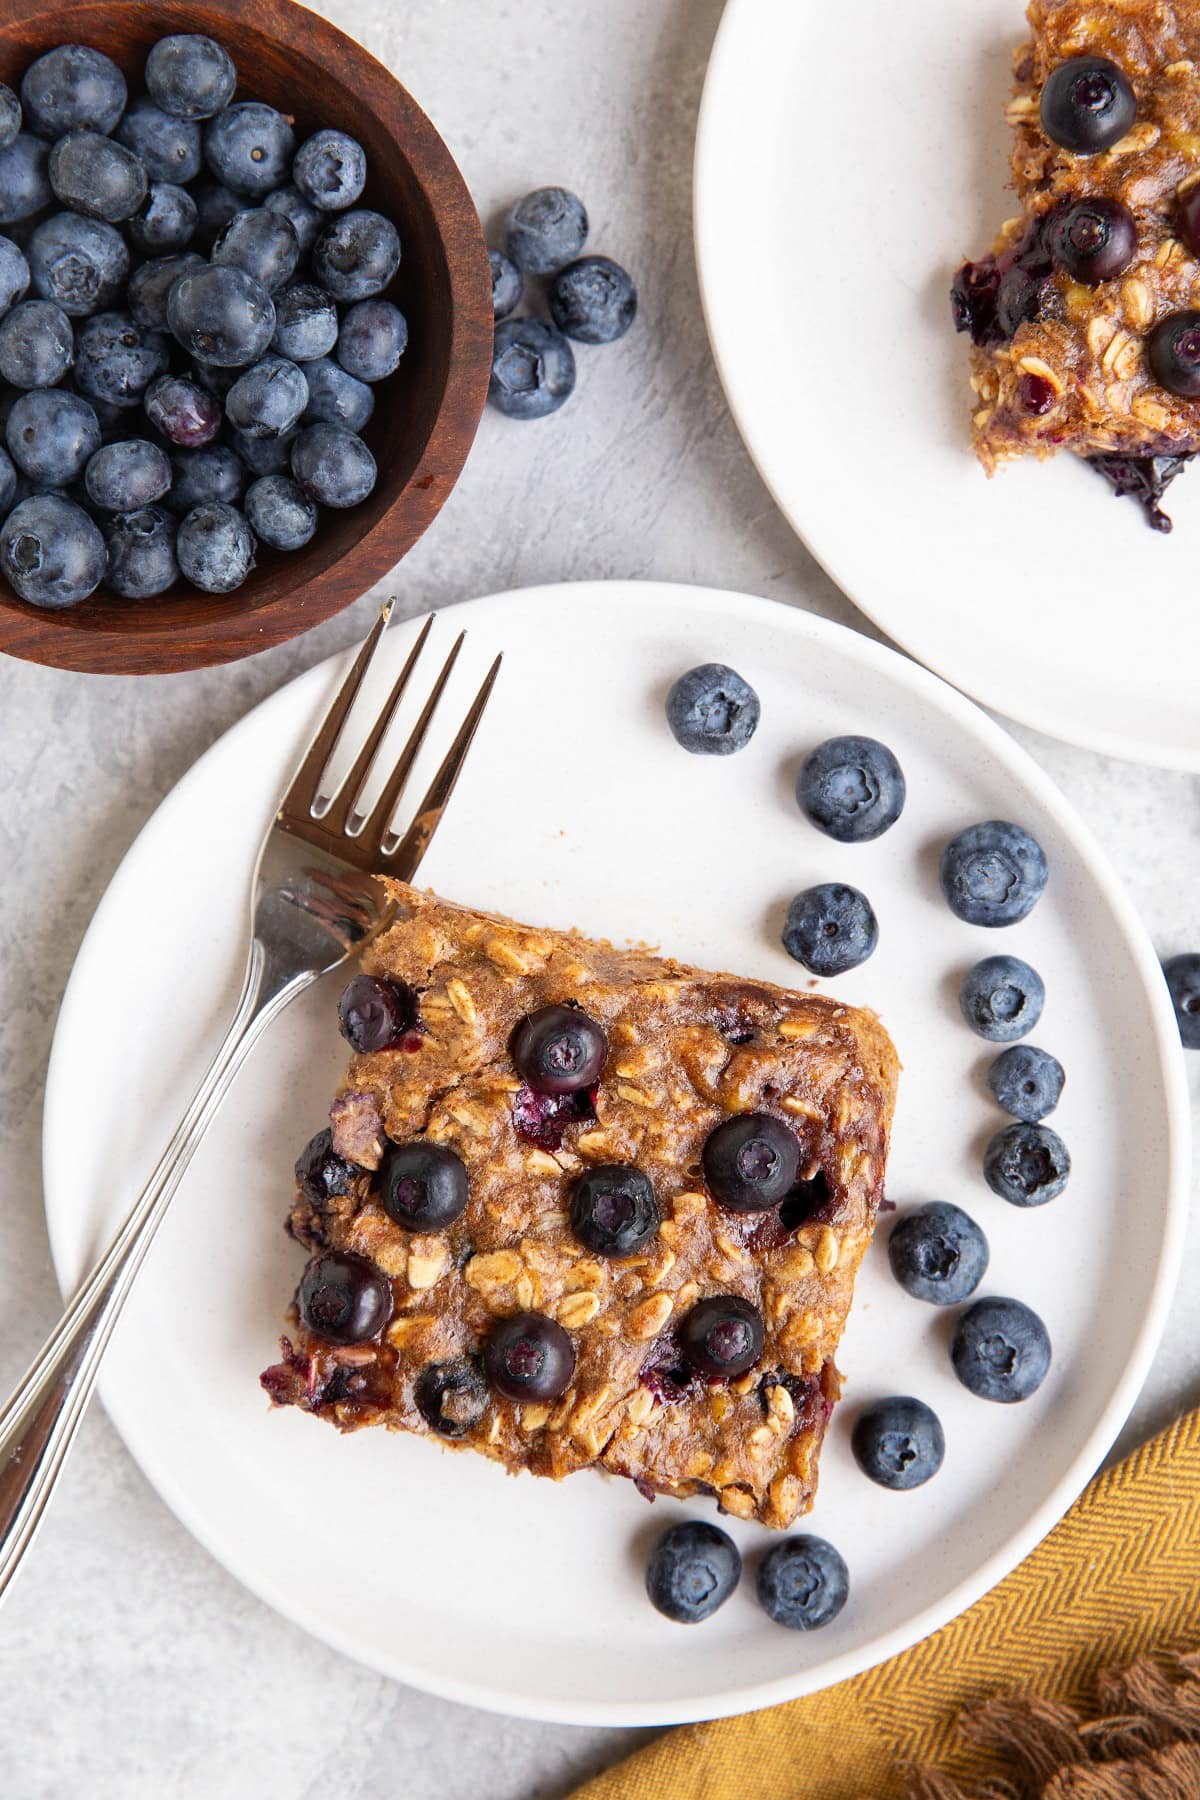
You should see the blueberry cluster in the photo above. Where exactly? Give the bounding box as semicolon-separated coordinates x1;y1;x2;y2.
486;186;636;419
645;1519;849;1630
0;36;403;609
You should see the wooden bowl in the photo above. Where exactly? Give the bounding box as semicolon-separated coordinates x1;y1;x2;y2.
0;0;492;674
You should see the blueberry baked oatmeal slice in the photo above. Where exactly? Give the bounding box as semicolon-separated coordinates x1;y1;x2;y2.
953;0;1200;529
261;881;899;1529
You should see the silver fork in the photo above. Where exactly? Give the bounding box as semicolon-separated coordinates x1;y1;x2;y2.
0;602;500;1605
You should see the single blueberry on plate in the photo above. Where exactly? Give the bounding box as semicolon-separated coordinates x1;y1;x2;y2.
300;355;375;431
49;131;147;223
73;311;170;409
146;34;237;122
678;1294;764;1378
548;255;637;344
665;662;759;755
104;504;178;599
244;474;317;550
756;1535;848;1630
167;263;276;367
488;247;523;321
851;1396;945;1490
290;422;376;507
211;207;300;293
571;1164;659;1257
312;209;401;301
128;253;205;330
337;973;414;1051
1163;953;1200;1050
336;299;408;382
264;186;323;255
940;820;1048;926
28;212;129;317
6;387;100;484
485;1311;575;1402
983;1122;1070;1206
293;129;367;212
204;102;296;199
0;84;20;150
144;372;222;447
646;1521;741;1624
796;735;906;842
505;186;588;275
226;355;309;439
782;883;878;976
379;1141;469;1232
297;1251;391;1345
0;493;105;607
951;1296;1051;1402
175;500;255;592
1148;312;1200;399
0;136;51;225
85;438;173;512
888;1202;989;1306
165;444;246;514
129;182;199;254
21;44;126;139
702;1112;800;1213
959;954;1045;1041
0;299;72;388
489;317;575;419
512;1003;607;1094
414;1359;488;1438
117;96;203;184
987;1044;1065;1121
1040;55;1137;154
0;234;30;311
271;283;339;363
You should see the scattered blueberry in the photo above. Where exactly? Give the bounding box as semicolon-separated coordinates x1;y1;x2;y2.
489;317;575;419
226;355;308;438
851;1396;945;1490
485;1311;575;1402
1046;198;1136;283
204;102;296;198
0;235;30;311
379;1141;469;1232
297;1250;391;1345
1148;312;1200;399
796;735;906;842
888;1202;989;1305
0;299;73;388
678;1294;764;1378
167;262;276;367
299;355;375;430
511;1003;607;1095
293;129;366;212
28;212;130;316
6;387;100;483
21;44;126;139
782;883;879;976
506;186;588;275
702;1112;800;1213
312;209;401;300
271;283;338;362
0;84;20;150
983;1122;1070;1207
940;821;1048;927
127;252;204;329
570;1164;658;1256
646;1521;741;1624
103;504;179;598
175;499;255;591
211;207;299;292
488;248;523;321
756;1535;848;1630
337;972;415;1051
951;1296;1051;1402
73;311;169;408
414;1359;488;1438
85;438;172;511
987;1044;1065;1121
144;371;222;446
1163;953;1200;1050
49;130;147;223
244;473;317;549
1040;56;1137;155
145;34;237;122
959;955;1045;1042
0;135;51;224
548;255;636;344
165;443;245;514
117;96;203;184
0;493;105;607
129;181;199;254
264;185;323;255
665;663;759;755
336;299;407;382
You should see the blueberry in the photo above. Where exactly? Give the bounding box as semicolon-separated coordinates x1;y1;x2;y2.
959;955;1045;1042
312;209;401;301
1163;953;1200;1050
852;1395;944;1490
1040;56;1137;155
940;820;1048;927
244;473;317;550
783;883;879;976
646;1521;740;1624
951;1296;1051;1402
297;1251;391;1345
6;388;99;484
48;130;147;224
756;1535;848;1630
702;1113;800;1213
300;355;375;430
1148;312;1200;399
505;186;588;275
128;253;204;330
231;425;298;477
0;84;20;150
293;129;367;212
28;213;129;317
0;136;51;224
570;1165;658;1256
192;180;242;248
489;317;575;419
414;1359;488;1438
175;500;255;592
0;235;30;312
85;439;172;511
0;493;105;607
74;312;169;409
337;972;414;1051
511;1003;607;1095
983;1122;1070;1207
295;1127;357;1207
190;360;243;400
290;422;376;507
165;444;245;514
264;186;323;255
336;299;408;382
379;1141;469;1232
678;1294;764;1378
1046;198;1136;283
21;45;126;139
166;263;276;367
272;283;338;362
0;447;15;515
116;96;203;184
145;35;237;122
0;299;73;387
103;504;178;598
224;355;308;440
142;374;220;448
488;248;523;321
548;255;637;344
204;102;295;197
129;182;199;253
796;735;906;842
987;1044;1065;1121
212;208;300;293
665;663;759;755
888;1202;989;1305
484;1311;575;1402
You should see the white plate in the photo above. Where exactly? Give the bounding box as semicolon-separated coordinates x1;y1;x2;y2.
42;582;1188;1726
695;0;1200;771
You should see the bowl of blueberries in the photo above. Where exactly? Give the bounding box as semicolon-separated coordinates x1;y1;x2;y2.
0;0;493;673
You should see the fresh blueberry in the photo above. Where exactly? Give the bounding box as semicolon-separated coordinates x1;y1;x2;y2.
21;45;126;139
940;821;1048;927
0;493;105;607
300;355;375;430
782;883;879;976
175;500;255;592
165;444;245;514
297;1250;391;1345
191;180;242;248
756;1535;848;1630
143;373;221;447
290;422;376;507
212;208;300;293
951;1296;1051;1402
128;182;199;253
983;1122;1070;1207
796;735;906;842
505;186;588;275
665;663;759;755
678;1294;764;1378
959;955;1045;1042
244;473;317;549
295;1127;357;1206
414;1359;488;1438
103;504;178;598
851;1396;944;1490
0;447;15;515
1148;312;1200;399
49;131;147;223
6;387;99;483
128;253;204;330
230;425;298;477
379;1141;469;1232
0;136;51;224
337;972;414;1051
86;439;171;511
987;1044;1065;1122
484;1311;575;1402
1163;953;1200;1050
204;102;296;198
0;84;20;150
548;255;637;344
511;1003;607;1095
888;1202;989;1305
489;317;575;419
1046;198;1136;283
225;355;309;439
145;34;237;122
271;283;339;362
117;96;203;184
166;263;276;367
488;248;523;321
74;312;169;409
0;299;73;387
570;1165;658;1256
311;209;401;300
0;235;30;312
293;129;366;212
28;212;129;317
702;1113;801;1213
1040;56;1137;155
264;186;323;255
336;299;408;382
646;1521;740;1624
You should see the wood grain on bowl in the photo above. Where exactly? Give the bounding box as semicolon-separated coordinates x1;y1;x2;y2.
0;0;493;674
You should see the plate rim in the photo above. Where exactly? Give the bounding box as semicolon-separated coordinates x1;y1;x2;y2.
41;579;1192;1726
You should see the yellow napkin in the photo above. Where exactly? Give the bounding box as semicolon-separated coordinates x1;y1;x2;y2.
574;1408;1200;1798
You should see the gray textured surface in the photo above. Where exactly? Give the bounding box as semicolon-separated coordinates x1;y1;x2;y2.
0;0;1198;1794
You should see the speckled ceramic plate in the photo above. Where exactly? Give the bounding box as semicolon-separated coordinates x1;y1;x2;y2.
42;583;1188;1724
